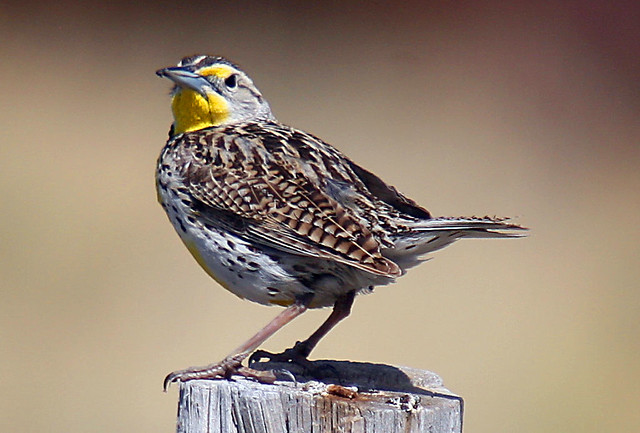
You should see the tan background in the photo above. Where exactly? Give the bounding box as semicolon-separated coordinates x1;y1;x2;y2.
2;1;639;432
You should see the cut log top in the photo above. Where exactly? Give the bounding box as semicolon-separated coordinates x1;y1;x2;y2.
175;360;462;433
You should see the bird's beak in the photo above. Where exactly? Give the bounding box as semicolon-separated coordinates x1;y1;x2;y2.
156;67;212;96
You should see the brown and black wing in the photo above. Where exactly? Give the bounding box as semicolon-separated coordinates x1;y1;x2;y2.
176;128;401;278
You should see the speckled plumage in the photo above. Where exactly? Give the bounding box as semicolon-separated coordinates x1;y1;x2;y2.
156;118;523;308
156;55;526;387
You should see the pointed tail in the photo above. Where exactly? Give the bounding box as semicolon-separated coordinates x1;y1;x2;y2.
385;216;527;270
410;216;527;238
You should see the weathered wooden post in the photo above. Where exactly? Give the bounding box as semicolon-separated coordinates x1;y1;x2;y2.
175;360;462;433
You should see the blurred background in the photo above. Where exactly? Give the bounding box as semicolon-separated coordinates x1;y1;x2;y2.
1;1;638;432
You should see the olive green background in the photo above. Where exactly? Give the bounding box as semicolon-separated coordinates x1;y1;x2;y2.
2;1;638;432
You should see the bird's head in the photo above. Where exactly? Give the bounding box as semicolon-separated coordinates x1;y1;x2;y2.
157;55;274;136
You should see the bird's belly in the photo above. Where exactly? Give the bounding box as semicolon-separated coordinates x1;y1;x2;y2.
157;179;393;308
157;188;308;306
179;220;311;306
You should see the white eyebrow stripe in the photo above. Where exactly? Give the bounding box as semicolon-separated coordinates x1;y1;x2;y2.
178;55;208;67
193;55;208;65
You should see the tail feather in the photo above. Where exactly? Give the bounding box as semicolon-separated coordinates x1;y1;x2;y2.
411;216;527;235
384;216;527;271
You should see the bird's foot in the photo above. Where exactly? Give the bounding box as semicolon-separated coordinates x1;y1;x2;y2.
248;341;313;369
249;343;344;383
163;354;277;391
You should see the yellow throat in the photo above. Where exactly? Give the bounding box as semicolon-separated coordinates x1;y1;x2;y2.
171;89;229;135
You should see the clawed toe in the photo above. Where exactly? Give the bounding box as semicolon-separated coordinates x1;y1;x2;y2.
163;361;231;391
249;346;343;383
163;356;277;391
249;341;313;368
248;349;278;365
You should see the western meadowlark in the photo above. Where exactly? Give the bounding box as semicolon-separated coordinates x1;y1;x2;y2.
156;55;525;390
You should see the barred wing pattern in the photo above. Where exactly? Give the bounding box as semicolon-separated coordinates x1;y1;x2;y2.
171;122;406;278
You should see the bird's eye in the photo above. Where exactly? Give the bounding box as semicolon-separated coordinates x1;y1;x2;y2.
225;74;238;89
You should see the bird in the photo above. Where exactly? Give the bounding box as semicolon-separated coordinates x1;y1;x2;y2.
156;55;526;390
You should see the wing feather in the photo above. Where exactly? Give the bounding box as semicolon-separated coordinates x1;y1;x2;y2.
177;128;401;277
